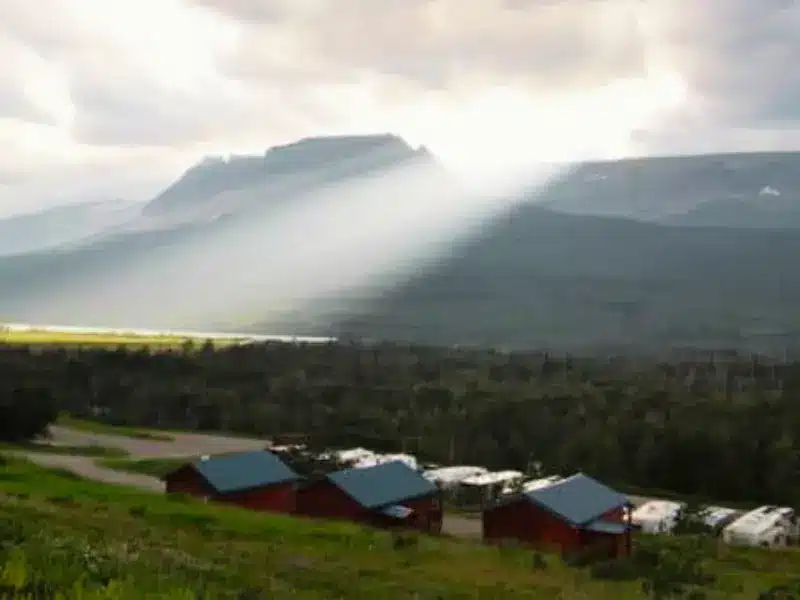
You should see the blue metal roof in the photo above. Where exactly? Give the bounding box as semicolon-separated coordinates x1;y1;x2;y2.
585;520;630;535
328;461;438;509
524;473;630;526
191;451;300;494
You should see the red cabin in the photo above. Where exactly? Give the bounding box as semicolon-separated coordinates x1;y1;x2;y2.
482;472;632;558
162;450;302;514
297;460;443;533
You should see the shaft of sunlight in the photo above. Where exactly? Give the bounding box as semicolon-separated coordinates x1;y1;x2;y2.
13;47;688;332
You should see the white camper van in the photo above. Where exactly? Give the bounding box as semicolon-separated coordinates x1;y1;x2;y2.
722;506;797;548
631;500;685;534
501;475;563;496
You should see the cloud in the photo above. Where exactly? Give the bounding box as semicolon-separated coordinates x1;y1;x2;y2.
0;0;799;216
201;0;800;131
212;0;648;91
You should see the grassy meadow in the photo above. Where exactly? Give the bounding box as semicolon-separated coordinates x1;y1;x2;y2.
98;456;187;477
1;455;799;599
0;326;243;349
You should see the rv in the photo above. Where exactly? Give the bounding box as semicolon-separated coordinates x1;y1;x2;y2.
631;500;685;534
695;506;740;535
501;475;563;496
722;506;797;548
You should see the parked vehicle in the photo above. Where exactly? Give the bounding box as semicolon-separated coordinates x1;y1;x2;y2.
722;506;797;548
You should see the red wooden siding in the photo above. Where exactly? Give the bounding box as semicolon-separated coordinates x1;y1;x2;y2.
483;499;631;558
296;479;366;521
216;482;297;513
296;479;443;534
483;499;581;553
164;467;297;514
164;466;214;498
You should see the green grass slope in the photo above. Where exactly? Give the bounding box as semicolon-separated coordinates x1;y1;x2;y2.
1;456;799;599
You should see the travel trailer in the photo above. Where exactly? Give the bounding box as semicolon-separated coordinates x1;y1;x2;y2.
630;500;685;534
501;475;563;496
722;506;797;548
695;506;740;535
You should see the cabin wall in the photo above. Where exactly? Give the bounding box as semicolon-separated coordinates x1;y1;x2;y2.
165;467;297;514
580;530;631;558
483;500;581;554
297;481;443;533
371;493;443;534
164;467;214;498
217;482;298;514
296;480;367;521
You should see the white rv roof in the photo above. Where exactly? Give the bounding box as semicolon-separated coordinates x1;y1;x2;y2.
462;470;525;487
697;506;739;528
352;453;418;470
335;447;375;462
270;444;306;453
520;475;563;492
631;500;684;524
423;466;488;484
723;505;794;537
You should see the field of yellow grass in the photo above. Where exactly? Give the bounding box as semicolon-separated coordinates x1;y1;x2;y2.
0;326;243;348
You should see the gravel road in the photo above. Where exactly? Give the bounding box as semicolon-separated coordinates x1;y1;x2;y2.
20;452;166;492
46;425;268;459
20;425;270;495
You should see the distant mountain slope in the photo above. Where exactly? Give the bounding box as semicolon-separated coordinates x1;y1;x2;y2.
0;133;445;324
298;204;800;354
144;134;431;217
0;200;141;256
4;139;800;355
538;151;800;223
663;192;800;229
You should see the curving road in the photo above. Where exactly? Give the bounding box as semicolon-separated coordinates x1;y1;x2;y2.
20;425;270;494
46;425;268;459
19;452;166;492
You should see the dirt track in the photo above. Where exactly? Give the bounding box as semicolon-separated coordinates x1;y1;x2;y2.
47;425;267;459
20;452;166;492
21;425;269;496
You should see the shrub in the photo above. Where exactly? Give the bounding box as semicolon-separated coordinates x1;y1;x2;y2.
391;531;419;550
590;558;639;581
531;552;548;571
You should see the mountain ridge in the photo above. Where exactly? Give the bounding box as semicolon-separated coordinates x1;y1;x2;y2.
3;137;800;354
144;133;434;217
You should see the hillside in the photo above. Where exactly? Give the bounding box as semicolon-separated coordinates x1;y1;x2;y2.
144;133;433;218
3;141;800;353
663;194;800;229
538;150;800;223
0;200;139;256
1;456;798;599
262;204;800;354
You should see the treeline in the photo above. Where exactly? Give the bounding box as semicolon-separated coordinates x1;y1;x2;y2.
2;341;800;506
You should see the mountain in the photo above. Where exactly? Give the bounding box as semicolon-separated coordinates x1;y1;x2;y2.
312;203;800;354
662;190;800;229
0;200;141;256
3;139;800;355
0;134;443;323
538;151;800;224
144;134;433;218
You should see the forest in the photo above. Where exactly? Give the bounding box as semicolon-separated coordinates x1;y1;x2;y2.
2;340;799;508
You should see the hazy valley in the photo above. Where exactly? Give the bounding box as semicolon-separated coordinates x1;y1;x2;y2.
3;135;800;355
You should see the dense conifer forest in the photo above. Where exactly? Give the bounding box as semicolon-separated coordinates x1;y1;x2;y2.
2;341;799;507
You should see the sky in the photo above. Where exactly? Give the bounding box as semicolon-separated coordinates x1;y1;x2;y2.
2;0;800;218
